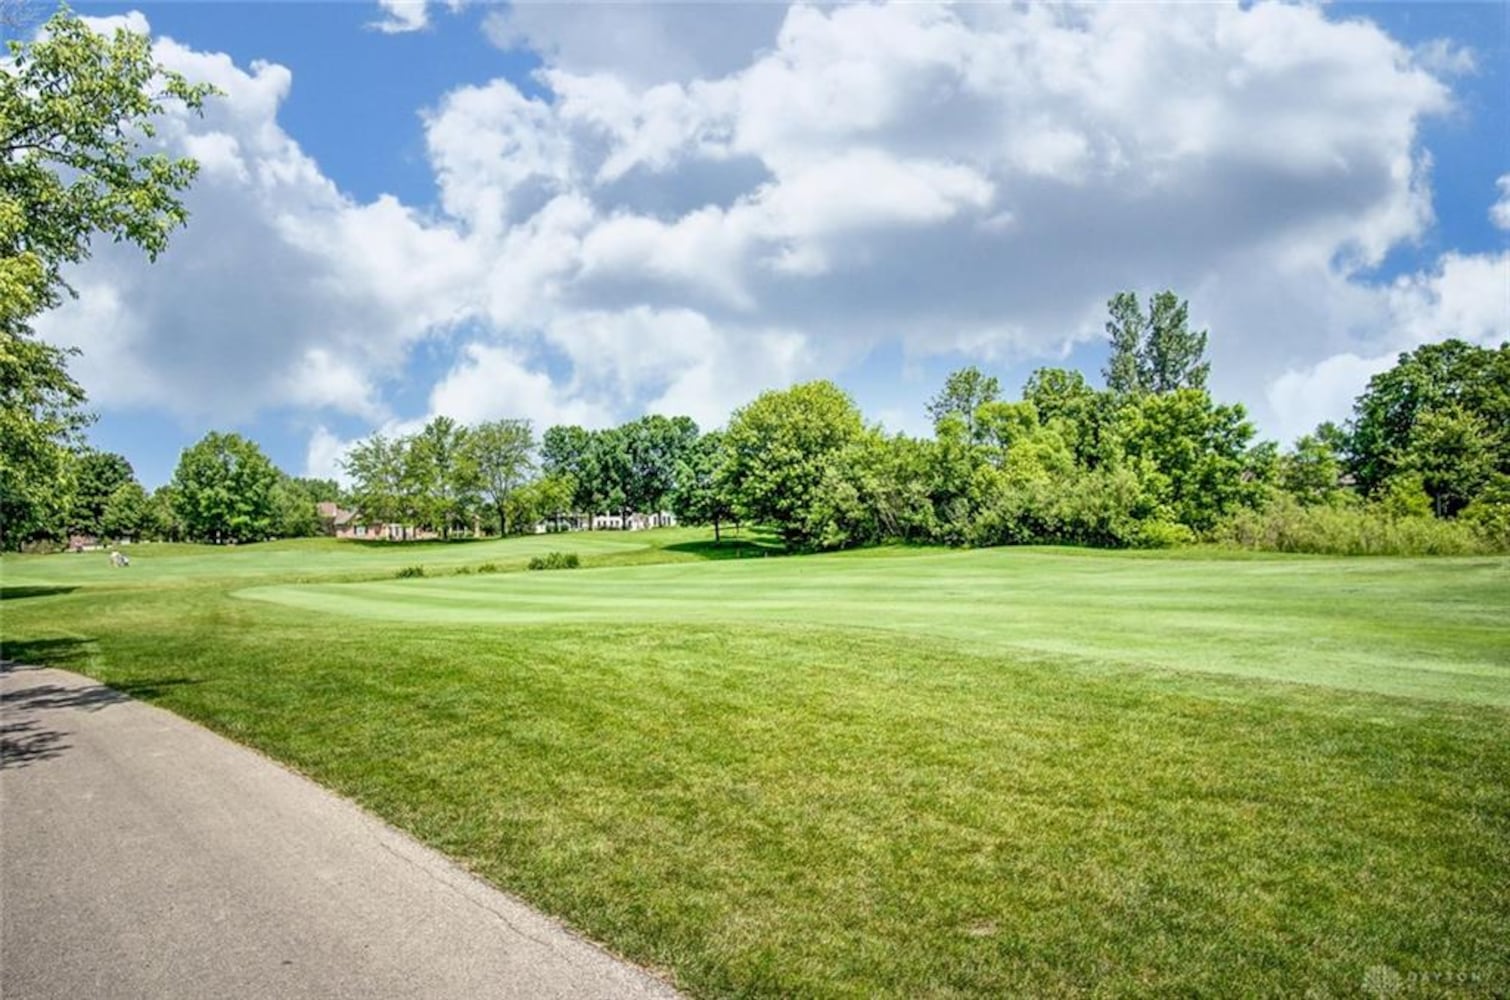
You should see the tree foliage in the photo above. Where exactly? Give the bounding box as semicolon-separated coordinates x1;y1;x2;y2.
723;380;864;547
671;431;736;541
67;449;134;535
925;365;1000;439
466;418;535;535
404;416;479;537
0;7;212;548
1102;291;1210;396
170;431;280;543
1344;340;1509;511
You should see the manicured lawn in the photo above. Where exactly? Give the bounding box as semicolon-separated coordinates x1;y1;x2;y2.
3;534;1507;997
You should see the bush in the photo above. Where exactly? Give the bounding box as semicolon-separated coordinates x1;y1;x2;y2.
395;565;426;578
476;562;501;574
1135;519;1196;549
527;551;580;571
1213;496;1504;556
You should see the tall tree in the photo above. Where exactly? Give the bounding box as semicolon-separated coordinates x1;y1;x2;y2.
620;414;699;517
1102;292;1146;397
1142;291;1210;393
343;433;407;530
1102;291;1210;396
100;480;149;540
672;431;736;541
926;366;1001;440
67;449;135;536
403;416;478;537
466;419;535;535
1;10;213;548
1346;340;1509;500
541;424;593;512
170;431;280;543
722;380;864;548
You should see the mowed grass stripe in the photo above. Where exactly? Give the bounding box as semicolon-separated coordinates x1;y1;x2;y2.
0;531;654;589
239;547;1510;706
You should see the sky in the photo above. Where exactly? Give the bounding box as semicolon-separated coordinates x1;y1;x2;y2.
18;0;1510;487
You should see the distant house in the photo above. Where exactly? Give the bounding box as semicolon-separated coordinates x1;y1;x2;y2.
534;511;677;534
317;502;438;542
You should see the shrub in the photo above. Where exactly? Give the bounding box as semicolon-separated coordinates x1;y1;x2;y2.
476;562;501;574
395;565;426;578
1135;519;1196;549
527;551;580;571
1213;496;1504;556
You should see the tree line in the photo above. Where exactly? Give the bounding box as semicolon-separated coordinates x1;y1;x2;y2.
31;291;1508;557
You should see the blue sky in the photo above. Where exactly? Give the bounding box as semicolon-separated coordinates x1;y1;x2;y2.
31;1;1510;487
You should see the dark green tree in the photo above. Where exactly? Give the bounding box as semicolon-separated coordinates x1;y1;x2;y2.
68;449;135;536
722;380;864;548
671;431;736;541
1345;340;1509;503
170;431;280;543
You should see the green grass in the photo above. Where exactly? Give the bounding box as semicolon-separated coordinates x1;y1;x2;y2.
3;533;1507;997
0;530;671;589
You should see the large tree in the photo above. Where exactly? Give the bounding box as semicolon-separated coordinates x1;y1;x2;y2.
619;414;699;518
403;416;479;537
67;449;135;536
343;433;408;529
1346;340;1509;505
466;419;535;535
1;9;212;547
100;479;148;540
722;380;864;548
540;424;593;512
170;431;280;543
671;431;736;541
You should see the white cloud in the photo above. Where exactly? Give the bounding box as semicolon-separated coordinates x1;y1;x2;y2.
427;342;612;430
370;0;428;34
1262;250;1510;443
36;19;480;423
1492;174;1510;231
36;3;1508;460
304;426;354;484
1413;38;1477;77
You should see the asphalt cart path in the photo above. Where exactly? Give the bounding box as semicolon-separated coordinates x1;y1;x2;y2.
0;664;680;1000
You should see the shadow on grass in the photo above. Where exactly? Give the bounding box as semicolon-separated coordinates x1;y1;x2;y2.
0;585;78;601
0;637;95;672
2;648;202;770
665;538;787;560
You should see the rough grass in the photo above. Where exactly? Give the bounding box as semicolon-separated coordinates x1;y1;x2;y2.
2;532;1507;997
